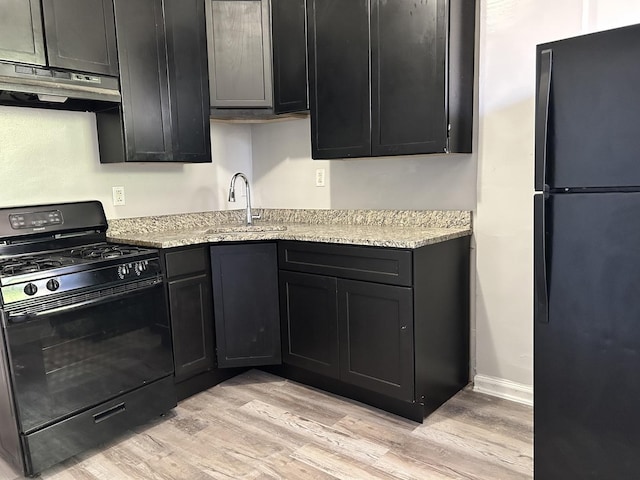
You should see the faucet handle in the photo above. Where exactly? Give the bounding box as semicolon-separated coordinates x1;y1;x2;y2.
252;211;261;221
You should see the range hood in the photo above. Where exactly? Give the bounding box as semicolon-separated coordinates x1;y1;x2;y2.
0;61;120;108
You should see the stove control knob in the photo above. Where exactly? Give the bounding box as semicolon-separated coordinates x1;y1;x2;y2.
117;265;129;278
24;283;38;296
134;261;147;275
46;279;60;291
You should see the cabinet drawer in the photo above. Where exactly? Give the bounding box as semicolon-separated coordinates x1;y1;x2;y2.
278;241;412;286
165;247;209;278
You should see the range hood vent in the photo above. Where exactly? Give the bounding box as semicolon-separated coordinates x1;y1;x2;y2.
0;61;120;110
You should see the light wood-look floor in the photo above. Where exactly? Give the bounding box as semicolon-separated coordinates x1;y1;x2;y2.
0;370;532;480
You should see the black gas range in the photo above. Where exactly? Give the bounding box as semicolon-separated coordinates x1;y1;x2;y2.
0;201;176;477
0;202;161;307
0;242;160;308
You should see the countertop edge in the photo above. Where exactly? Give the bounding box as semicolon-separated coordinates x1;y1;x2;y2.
107;227;472;250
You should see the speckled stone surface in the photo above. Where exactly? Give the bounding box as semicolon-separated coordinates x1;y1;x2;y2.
107;209;472;249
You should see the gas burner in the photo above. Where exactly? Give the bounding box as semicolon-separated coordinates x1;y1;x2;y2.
70;245;143;260
0;257;64;276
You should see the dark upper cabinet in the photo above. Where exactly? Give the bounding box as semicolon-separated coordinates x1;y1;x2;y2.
98;0;211;163
307;0;370;158
211;243;281;368
370;0;446;156
271;0;308;114
41;0;118;76
307;0;475;159
206;0;272;108
0;0;45;65
205;0;308;116
0;0;118;76
279;271;339;378
106;0;171;162
337;279;414;401
164;0;211;162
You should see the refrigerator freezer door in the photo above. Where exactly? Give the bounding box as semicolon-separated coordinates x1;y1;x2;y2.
536;24;640;190
535;191;640;478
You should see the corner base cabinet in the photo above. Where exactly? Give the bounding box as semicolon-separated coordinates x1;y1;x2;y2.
276;238;470;422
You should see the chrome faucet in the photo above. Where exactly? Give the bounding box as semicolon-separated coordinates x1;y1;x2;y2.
228;172;260;225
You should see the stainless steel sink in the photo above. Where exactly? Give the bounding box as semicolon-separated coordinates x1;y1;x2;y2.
202;224;287;234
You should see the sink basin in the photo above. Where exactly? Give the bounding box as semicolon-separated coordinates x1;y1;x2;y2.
202;224;287;234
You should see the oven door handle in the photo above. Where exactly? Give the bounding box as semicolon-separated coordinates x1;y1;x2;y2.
5;281;163;324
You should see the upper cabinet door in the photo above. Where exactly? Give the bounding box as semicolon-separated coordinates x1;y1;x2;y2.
206;0;273;108
164;0;211;163
0;0;45;65
307;0;371;159
306;0;475;159
112;0;172;162
371;0;447;156
271;0;308;114
41;0;118;76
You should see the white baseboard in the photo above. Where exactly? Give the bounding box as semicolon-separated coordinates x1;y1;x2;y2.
473;374;533;406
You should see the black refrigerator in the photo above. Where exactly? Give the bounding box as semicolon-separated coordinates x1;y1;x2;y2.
534;23;640;479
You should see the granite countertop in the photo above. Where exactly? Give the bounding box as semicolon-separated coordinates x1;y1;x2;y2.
106;209;472;249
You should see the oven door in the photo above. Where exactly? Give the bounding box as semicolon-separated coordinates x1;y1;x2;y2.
2;282;173;434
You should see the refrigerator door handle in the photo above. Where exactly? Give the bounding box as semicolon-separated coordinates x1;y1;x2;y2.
534;193;549;323
535;49;553;192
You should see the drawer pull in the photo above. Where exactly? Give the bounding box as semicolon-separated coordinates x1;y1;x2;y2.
93;402;126;424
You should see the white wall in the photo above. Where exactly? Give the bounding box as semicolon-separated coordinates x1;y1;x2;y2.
251;118;477;210
0;106;252;218
474;0;640;393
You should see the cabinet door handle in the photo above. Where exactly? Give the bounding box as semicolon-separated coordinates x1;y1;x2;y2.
535;48;553;191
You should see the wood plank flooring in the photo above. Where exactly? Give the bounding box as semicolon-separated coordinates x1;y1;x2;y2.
0;370;532;479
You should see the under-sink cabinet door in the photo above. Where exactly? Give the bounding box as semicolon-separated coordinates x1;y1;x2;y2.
211;243;281;368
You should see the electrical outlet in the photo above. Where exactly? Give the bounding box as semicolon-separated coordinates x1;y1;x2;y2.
112;186;126;206
315;168;326;187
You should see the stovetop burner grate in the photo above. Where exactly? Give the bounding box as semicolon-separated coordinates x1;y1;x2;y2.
69;245;145;260
0;257;66;276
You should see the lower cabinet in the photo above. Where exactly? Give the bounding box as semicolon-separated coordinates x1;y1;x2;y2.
280;271;414;401
163;238;469;422
163;245;238;400
277;238;470;421
163;247;215;384
210;243;281;368
338;279;414;402
168;273;214;382
279;271;339;378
